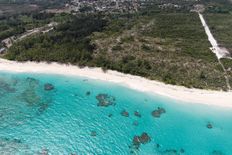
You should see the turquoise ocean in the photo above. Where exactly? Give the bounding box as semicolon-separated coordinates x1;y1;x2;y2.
0;71;231;155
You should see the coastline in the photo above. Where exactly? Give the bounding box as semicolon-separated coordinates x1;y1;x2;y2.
0;58;232;108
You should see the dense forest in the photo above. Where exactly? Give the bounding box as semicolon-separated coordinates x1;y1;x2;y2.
5;14;107;65
0;12;70;42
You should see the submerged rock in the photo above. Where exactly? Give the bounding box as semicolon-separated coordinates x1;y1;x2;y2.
130;150;135;154
180;148;185;153
13;139;22;144
19;78;53;116
121;110;129;117
132;132;151;150
26;77;39;86
207;122;213;129
20;77;41;106
96;94;116;107
132;136;140;149
211;150;224;155
162;149;178;154
133;121;139;126
151;107;166;118
44;83;54;91
40;148;49;155
0;81;16;93
134;111;141;118
139;132;151;144
86;91;91;96
21;88;41;106
108;114;113;117
156;143;160;148
38;103;49;113
158;148;185;155
91;131;97;137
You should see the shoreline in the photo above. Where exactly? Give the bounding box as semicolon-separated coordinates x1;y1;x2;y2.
0;58;232;108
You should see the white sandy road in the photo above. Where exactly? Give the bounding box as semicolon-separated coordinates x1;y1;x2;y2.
199;13;231;59
0;58;231;108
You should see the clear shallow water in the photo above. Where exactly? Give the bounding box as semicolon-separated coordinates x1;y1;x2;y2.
0;72;232;155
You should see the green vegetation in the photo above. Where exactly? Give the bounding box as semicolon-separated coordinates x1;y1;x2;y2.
221;58;232;87
90;13;227;90
5;15;107;65
205;13;232;88
205;14;232;53
203;0;232;13
0;12;70;41
4;11;228;90
2;0;232;90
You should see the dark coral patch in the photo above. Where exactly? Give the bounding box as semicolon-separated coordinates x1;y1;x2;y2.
13;139;22;143
21;87;41;106
134;111;141;118
132;136;140;149
20;78;53;113
26;77;39;85
40;148;49;155
108;114;113;117
44;83;54;91
0;80;16;93
91;131;97;137
133;121;139;126
163;149;178;154
156;143;160;148
151;107;166;118
180;148;185;153
158;148;185;154
96;94;116;107
211;150;224;155
139;132;151;144
121;110;129;117
207;122;213;129
132;132;151;150
86;91;91;96
38;103;49;114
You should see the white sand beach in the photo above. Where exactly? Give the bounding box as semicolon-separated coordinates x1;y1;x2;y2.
0;58;231;108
